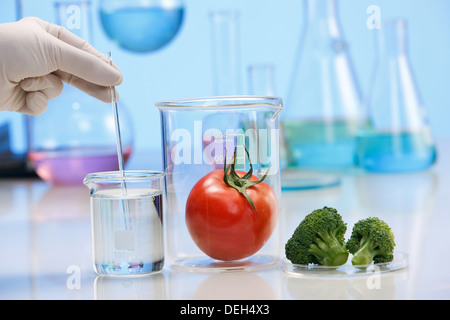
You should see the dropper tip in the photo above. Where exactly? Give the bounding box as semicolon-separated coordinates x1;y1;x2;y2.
106;51;113;64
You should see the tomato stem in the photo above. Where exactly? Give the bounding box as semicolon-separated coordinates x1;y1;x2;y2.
223;146;271;215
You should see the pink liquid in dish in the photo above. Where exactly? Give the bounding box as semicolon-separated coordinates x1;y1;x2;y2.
28;146;132;185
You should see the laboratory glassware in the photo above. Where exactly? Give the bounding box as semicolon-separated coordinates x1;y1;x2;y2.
355;19;437;173
27;0;134;185
157;96;283;272
99;0;184;53
210;10;242;96
247;64;298;186
247;64;276;97
283;0;366;186
84;170;165;276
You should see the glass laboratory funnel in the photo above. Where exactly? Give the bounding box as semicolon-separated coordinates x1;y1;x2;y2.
99;0;185;53
157;96;283;272
283;0;366;187
27;0;134;186
355;20;437;173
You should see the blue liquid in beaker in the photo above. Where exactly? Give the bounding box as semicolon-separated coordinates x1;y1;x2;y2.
100;6;184;53
355;130;437;173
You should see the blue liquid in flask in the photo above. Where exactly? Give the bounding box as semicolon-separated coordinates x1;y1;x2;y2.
100;7;184;53
355;129;437;173
282;119;359;169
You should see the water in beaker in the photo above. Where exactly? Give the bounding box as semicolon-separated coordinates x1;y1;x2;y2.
84;171;165;276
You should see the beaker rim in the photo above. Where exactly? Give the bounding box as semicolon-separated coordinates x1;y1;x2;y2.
155;95;283;113
83;170;165;185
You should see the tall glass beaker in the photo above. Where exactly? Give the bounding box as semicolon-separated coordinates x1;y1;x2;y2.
157;96;283;272
27;0;134;185
355;19;437;172
283;0;366;186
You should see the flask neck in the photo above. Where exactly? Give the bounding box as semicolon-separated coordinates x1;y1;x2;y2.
377;20;408;58
304;0;341;37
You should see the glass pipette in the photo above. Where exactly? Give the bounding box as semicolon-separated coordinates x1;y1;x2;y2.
107;51;131;231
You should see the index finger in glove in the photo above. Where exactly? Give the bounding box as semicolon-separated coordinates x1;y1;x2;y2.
53;70;120;103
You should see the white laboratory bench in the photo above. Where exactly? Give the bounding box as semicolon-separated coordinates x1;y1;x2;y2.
1;140;449;301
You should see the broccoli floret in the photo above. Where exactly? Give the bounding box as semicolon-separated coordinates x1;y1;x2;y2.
346;217;395;266
285;207;348;266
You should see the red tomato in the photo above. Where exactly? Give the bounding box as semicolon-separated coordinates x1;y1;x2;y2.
185;169;278;261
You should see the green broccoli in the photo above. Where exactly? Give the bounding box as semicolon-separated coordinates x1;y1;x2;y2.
346;217;395;266
285;207;349;266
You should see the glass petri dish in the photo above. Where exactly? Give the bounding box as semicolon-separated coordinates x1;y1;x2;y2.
172;255;280;273
281;251;408;277
281;168;341;190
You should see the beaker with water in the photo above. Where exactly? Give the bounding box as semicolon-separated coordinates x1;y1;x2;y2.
355;19;437;173
157;96;283;272
84;171;165;276
283;0;367;187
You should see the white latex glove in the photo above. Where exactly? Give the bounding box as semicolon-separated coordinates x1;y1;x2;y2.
0;17;123;116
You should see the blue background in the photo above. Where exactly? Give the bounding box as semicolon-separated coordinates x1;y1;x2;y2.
1;0;450;159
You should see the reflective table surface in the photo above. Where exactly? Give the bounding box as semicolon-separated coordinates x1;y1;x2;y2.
1;141;449;300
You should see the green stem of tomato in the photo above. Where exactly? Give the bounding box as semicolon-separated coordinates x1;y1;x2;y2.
223;146;271;215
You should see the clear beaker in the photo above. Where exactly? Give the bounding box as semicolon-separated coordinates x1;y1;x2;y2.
83;170;165;276
283;0;366;185
355;19;437;172
157;96;283;272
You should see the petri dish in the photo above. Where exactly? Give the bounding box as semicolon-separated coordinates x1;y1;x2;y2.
281;168;341;190
172;255;280;273
281;251;408;277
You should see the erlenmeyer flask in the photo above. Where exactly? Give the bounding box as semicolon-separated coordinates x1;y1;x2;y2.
283;0;365;175
27;1;134;185
355;19;437;173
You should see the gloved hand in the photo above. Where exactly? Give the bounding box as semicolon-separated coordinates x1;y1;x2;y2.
0;17;123;116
